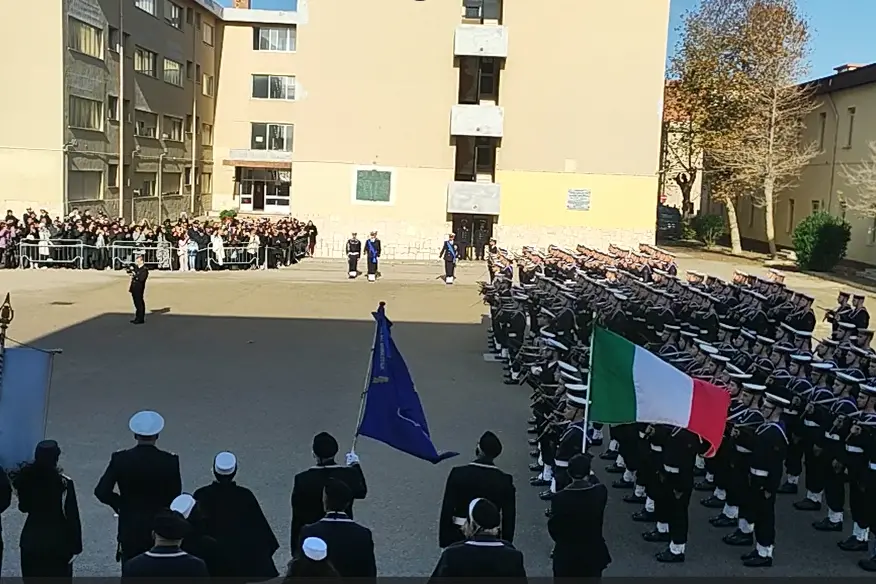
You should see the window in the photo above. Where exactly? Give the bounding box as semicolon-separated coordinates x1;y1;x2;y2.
107;95;119;121
164;0;182;28
134;110;158;138
479;59;496;96
355;169;392;203
817;112;827;150
186;6;194;24
202;74;214;97
463;0;501;20
68;171;103;202
186;60;193;79
252;26;297;52
135;0;156;16
195;63;201;81
108;164;119;187
185;114;193;132
846;107;856;148
183;167;192;186
238;168;290;207
475;137;495;174
251;75;296;100
201;172;213;193
123;99;132;122
163;58;183;86
203;22;214;45
250;123;294;151
202;123;214;145
787;198;795;233
134;47;157;77
68;17;103;59
134;173;157;197
811;200;821;214
195;12;202;29
108;27;120;52
163;115;184;141
69;95;103;130
162;173;182;195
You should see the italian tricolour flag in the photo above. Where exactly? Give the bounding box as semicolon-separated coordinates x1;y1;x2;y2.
589;326;730;457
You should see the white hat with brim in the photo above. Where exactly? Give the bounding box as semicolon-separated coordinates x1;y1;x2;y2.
129;411;165;436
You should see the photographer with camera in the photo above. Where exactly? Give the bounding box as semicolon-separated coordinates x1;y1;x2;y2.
128;254;149;325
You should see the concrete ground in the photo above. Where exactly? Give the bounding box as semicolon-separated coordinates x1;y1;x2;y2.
0;250;872;576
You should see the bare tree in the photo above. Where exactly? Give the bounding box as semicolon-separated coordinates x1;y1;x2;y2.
710;0;817;256
669;0;756;254
839;141;876;218
660;82;701;217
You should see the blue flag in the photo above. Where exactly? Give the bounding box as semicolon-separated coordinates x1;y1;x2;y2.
0;348;54;469
356;304;458;464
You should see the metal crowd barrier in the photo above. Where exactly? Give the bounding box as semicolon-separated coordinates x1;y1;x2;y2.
18;240;85;269
207;244;261;270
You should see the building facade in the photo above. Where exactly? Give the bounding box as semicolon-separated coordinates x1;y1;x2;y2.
703;63;876;266
1;0;671;258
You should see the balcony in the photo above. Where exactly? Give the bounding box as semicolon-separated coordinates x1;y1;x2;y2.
450;104;504;138
447;181;501;215
223;148;293;169
454;24;508;58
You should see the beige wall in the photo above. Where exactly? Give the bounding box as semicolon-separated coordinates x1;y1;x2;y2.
0;2;64;216
736;83;876;265
213;0;670;258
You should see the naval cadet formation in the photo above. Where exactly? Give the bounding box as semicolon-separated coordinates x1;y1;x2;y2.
481;240;876;573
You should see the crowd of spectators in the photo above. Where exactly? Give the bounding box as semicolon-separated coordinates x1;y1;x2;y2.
0;208;318;271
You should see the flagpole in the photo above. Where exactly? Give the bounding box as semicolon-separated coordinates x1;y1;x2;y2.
351;301;383;452
582;311;596;453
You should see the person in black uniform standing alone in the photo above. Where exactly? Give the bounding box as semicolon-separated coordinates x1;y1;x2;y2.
548;454;611;578
438;431;516;548
0;463;11;574
439;233;459;285
128;254;148;325
290;432;367;553
122;509;209;577
346;232;362;279
94;410;183;564
11;440;83;580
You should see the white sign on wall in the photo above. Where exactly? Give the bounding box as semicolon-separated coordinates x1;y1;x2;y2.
566;189;591;211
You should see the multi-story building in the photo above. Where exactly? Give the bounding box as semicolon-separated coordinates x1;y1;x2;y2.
703;63;876;266
1;0;670;258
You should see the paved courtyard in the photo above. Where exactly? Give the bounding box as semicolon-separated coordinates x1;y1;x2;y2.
0;252;873;576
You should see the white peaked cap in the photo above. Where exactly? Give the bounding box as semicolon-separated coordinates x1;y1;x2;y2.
170;494;196;519
129;411;165;436
302;537;328;561
214;451;237;475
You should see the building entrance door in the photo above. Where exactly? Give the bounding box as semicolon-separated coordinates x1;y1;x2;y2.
451;213;493;260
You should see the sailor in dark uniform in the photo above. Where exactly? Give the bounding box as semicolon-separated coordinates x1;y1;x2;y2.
94;411;182;563
439;431;516;548
838;384;876;553
849;294;870;330
439;233;459;285
541;385;590;501
827;291;853;334
345;232;361;279
128;253;149;325
121;508;209;577
364;231;381;283
169;493;224;577
430;498;526;578
290;432;367;553
548;454;611;578
740;392;790;568
193;452;280;579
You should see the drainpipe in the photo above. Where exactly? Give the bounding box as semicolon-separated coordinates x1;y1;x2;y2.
119;0;126;219
826;93;841;213
158;150;167;224
190;25;198;215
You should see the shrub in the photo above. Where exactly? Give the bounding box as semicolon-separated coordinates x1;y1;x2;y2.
692;214;726;247
680;217;697;240
792;211;851;272
219;209;238;221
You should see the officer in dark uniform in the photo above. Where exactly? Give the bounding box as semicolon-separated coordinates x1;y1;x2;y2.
94;410;182;563
299;478;377;577
430;498;526;578
345;232;361;279
128;254;148;324
826;291;853;334
290;432;367;553
439;233;459;285
473;219;489;261
121;508;209;577
850;294;870;330
438;431;516;548
0;463;10;573
548;454;611;578
364;231;381;283
458;218;472;260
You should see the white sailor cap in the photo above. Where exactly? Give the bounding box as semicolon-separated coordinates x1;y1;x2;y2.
170;493;196;519
540;308;556;318
728;372;753;380
557;361;578;373
840;322;857;330
740;329;757;339
665;324;681;331
613;292;628;301
565;387;589;406
780;322;796;332
213;451;237;475
512;294;528;301
861;384;876;396
756;335;775;344
129;411;165;436
711;354;730;363
750;292;767;301
795;330;813;338
764;393;791;407
719;323;739;331
836;372;861;384
742;383;766;392
680;330;697;338
540;330;556;339
790;354;813;363
560;370;582;383
545;338;569;352
811;361;835;370
726;364;744;374
302;537;328;561
698;344;719;355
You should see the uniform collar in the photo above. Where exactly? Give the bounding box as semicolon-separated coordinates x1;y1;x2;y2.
465;534;504;547
145;545;187;558
321;511;353;522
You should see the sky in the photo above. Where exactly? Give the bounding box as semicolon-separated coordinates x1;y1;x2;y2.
223;0;874;81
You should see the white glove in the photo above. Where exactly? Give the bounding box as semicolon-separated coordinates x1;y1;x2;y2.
346;452;360;466
69;554;78;564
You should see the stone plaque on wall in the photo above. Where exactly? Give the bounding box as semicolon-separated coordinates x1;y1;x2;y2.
566;189;591;211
